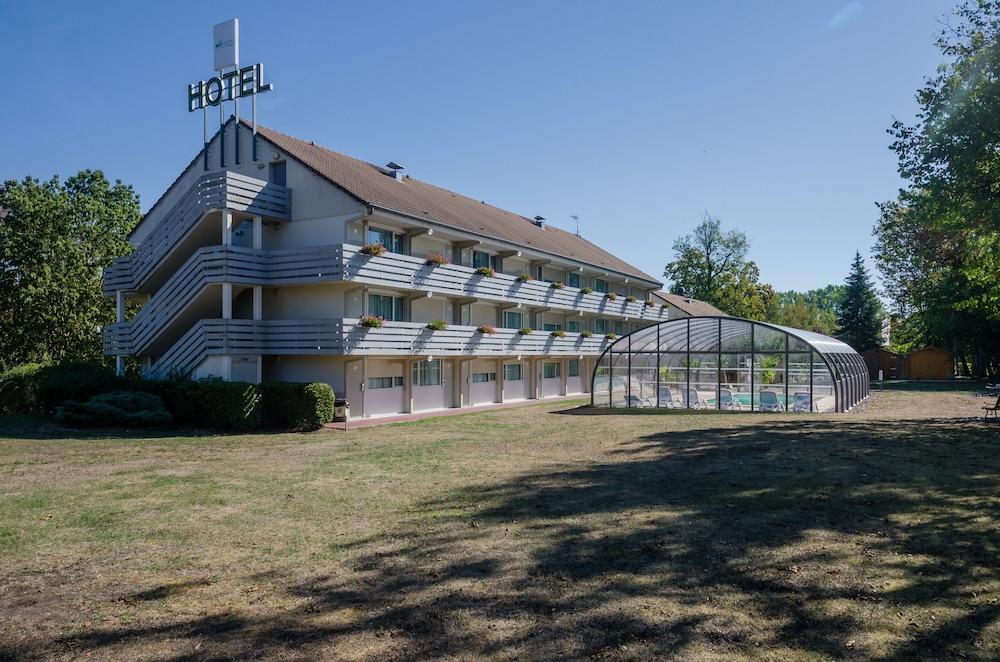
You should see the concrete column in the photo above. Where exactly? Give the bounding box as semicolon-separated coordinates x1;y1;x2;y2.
222;283;233;319
222;210;233;245
253;286;262;320
252;215;262;250
403;359;413;413
361;357;368;418
561;358;568;396
222;355;232;381
452;359;463;408
496;358;504;403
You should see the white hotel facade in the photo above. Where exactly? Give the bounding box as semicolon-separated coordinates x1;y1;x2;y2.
103;119;721;419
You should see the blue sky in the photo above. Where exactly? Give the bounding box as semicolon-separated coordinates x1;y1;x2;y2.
0;1;954;291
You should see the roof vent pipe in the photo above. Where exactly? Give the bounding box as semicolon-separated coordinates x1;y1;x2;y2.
533;215;545;228
386;162;405;181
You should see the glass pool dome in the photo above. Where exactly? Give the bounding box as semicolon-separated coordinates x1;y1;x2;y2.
591;316;869;413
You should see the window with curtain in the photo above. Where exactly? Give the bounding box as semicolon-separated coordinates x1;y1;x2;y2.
367;227;405;254
503;310;523;328
504;364;522;381
566;272;580;288
543;362;561;379
412;360;442;386
368;294;404;321
568;359;580;377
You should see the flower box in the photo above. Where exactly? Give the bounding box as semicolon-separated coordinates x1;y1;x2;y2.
359;315;385;328
626;295;637;303
425;253;450;267
476;324;496;335
475;266;496;277
515;273;532;282
359;243;387;257
580;330;593;338
580;287;593;295
644;299;655;307
604;333;617;340
425;320;448;331
550;281;565;290
518;327;533;335
605;292;618;301
550;329;566;338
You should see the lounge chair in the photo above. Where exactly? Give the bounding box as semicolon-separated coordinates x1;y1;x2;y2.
625;394;652;408
657;386;676;408
684;388;708;409
790;391;813;413
984;394;1000;421
758;390;784;412
719;388;742;410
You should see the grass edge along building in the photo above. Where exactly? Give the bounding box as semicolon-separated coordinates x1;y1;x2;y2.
102;118;724;420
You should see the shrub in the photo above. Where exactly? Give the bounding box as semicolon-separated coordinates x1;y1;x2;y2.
359;243;387;257
550;329;566;338
550;281;565;290
580;330;593;338
515;273;531;282
476;324;496;335
474;266;496;277
261;382;334;431
0;363;46;415
0;361;130;416
56;391;173;428
359;315;385;328
148;378;261;430
426;320;448;331
626;295;637;303
424;253;450;266
605;333;618;340
518;327;533;335
605;292;618;301
580;287;593;294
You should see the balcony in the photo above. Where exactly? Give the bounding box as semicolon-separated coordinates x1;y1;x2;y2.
104;171;291;294
342;245;675;322
144;318;612;379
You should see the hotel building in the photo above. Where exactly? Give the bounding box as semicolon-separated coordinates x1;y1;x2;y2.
102;119;722;419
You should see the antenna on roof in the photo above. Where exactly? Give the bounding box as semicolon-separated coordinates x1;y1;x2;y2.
533;215;545;228
570;214;579;236
386;162;405;181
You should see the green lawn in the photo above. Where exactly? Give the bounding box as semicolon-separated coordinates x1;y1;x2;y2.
1;387;998;660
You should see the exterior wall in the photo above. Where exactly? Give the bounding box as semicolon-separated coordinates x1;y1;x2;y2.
263;356;345;395
502;359;529;401
468;358;498;405
364;358;406;416
412;359;453;412
410;296;450;324
265;284;346;319
906;348;954;380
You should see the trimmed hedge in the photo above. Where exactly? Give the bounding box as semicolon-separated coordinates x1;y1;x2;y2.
56;391;173;428
0;362;333;431
0;362;129;416
261;382;335;431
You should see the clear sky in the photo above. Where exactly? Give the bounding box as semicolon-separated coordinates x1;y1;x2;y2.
0;0;955;291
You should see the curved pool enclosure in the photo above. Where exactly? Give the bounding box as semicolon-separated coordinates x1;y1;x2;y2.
591;316;868;413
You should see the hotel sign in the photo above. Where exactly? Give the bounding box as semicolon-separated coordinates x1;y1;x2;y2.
187;63;272;112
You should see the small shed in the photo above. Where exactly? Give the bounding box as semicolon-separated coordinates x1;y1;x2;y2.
863;348;906;380
905;346;954;380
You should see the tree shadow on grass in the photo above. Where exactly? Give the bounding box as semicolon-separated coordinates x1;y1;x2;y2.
23;418;1000;659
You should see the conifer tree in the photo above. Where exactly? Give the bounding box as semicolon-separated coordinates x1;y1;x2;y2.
836;252;884;352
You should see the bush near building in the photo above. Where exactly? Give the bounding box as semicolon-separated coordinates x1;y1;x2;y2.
0;363;334;431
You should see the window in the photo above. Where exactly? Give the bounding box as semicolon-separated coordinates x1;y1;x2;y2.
412;359;442;386
543;323;562;332
503;310;523;329
367;226;405;254
368;376;403;389
566;272;580;288
268;161;286;187
472;250;498;270
567;320;580;333
568;359;580;377
472;372;496;383
504;364;522;381
594;319;608;335
593;278;609;293
543;362;561;379
614;320;624;336
536;265;545;280
368;294;404;321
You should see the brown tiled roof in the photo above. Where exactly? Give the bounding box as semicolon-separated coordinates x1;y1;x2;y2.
651;290;728;317
248;120;661;285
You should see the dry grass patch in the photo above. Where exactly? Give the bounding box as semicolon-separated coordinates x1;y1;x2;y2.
1;388;998;660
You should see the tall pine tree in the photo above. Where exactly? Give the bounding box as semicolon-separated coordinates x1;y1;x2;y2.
835;252;884;352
